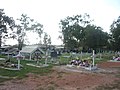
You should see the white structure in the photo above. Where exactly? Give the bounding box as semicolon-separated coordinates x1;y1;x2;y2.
92;50;95;66
20;45;44;60
13;52;24;70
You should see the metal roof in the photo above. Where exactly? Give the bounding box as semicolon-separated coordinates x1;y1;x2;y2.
20;45;44;54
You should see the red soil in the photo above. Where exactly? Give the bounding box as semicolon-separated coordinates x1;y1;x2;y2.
0;62;120;90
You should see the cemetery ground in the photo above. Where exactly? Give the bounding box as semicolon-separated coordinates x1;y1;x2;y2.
0;53;120;90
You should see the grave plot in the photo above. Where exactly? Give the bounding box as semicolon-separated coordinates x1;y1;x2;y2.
0;52;24;70
109;56;120;62
66;50;98;71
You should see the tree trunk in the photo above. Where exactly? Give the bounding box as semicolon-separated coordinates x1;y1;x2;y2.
18;41;23;50
0;35;2;48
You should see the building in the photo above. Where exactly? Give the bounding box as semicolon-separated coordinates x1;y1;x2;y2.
20;45;45;60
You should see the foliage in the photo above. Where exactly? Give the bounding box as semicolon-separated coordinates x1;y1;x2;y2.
110;16;120;51
15;14;34;50
59;13;92;50
15;14;43;50
30;22;43;44
84;25;109;50
0;9;15;47
59;13;109;51
43;32;51;45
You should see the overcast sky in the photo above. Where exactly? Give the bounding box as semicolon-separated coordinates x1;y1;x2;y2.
0;0;120;45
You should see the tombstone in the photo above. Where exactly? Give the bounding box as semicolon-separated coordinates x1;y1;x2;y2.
51;50;57;58
13;52;24;70
50;50;58;63
34;49;42;65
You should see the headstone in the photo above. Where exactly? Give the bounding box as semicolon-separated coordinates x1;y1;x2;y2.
51;51;57;58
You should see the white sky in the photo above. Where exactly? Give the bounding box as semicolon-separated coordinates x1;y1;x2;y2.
0;0;120;45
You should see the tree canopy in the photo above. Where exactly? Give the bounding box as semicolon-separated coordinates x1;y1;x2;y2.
0;9;15;47
84;25;109;50
110;16;120;51
59;14;91;49
15;14;44;50
59;14;109;52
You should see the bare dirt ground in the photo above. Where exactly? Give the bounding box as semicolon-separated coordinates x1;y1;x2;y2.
0;62;120;90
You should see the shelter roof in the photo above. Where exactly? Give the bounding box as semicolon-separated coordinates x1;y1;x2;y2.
20;45;44;54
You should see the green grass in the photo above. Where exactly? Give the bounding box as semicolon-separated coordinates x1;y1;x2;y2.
59;52;116;65
0;60;53;82
0;52;117;83
59;56;70;65
0;55;6;58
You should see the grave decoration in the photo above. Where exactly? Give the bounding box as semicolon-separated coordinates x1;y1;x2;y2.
67;50;97;71
110;56;120;62
70;59;90;67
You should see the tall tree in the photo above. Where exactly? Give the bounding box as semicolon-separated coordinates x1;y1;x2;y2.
43;32;51;46
43;32;51;65
110;16;120;51
59;13;92;50
0;9;15;47
16;14;43;50
16;14;33;50
84;25;109;51
30;22;43;44
59;13;109;51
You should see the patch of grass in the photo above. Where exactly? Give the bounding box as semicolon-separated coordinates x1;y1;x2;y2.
59;56;70;65
0;60;53;82
59;52;114;65
95;58;108;64
0;55;6;58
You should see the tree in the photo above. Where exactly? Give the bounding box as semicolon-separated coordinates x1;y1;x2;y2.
0;9;15;47
16;14;43;50
43;32;51;46
59;13;109;52
59;13;92;50
16;14;33;50
110;16;120;51
43;32;51;65
84;25;109;51
30;22;43;44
